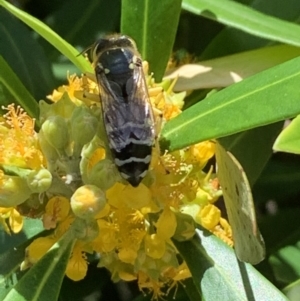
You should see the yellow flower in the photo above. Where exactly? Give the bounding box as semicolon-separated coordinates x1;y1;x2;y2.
0;104;43;169
93;219;118;252
43;196;70;229
138;271;165;300
21;236;57;270
185;141;215;168
47;73;97;105
106;182;152;209
198;203;221;230
0;105;50;210
164;261;192;295
155;207;177;240
0;207;23;234
65;241;88;281
1;58;235;299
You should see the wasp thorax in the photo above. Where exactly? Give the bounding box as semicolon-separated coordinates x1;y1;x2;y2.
91;34;155;187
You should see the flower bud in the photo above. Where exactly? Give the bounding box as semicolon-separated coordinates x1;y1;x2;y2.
38;129;59;167
80;136;107;183
70;106;98;153
88;159;118;191
41;116;69;153
26;169;52;193
0;175;32;207
72;218;99;242
71;185;106;220
144;233;165;259
39;97;76;124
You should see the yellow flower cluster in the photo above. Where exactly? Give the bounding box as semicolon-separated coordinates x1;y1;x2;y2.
0;67;232;298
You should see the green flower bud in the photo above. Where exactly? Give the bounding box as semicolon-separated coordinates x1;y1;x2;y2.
72;218;99;242
41;116;69;153
0;175;32;207
70;106;99;154
87;159;118;191
26;169;52;193
80;136;106;183
71;185;106;220
38;130;59;168
39;95;76;124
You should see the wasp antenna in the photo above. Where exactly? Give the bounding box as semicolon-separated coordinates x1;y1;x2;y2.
76;44;93;58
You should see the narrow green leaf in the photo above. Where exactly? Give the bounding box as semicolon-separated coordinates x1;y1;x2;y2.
259;209;300;250
0;227;50;300
44;0;120;47
0;219;44;254
161;56;300;151
0;0;92;74
283;279;300;301
0;56;39;121
121;0;182;80
200;0;300;59
174;228;288;301
182;0;300;47
0;9;54;99
4;230;75;301
254;158;300;204
166;45;300;91
273;115;300;154
269;240;300;284
182;278;202;301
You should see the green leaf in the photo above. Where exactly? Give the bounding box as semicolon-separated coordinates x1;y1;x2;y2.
283;279;300;301
0;219;44;254
161;56;300;151
3;230;75;301
0;225;50;300
0;56;39;121
269;241;300;284
166;45;300;91
43;0;120;48
200;0;300;59
121;0;182;80
259;209;300;251
174;228;288;301
0;9;54;99
182;278;203;301
273;115;300;154
182;0;300;48
254;157;300;204
0;0;92;74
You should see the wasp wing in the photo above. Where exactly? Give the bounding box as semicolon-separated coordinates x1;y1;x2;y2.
96;66;155;152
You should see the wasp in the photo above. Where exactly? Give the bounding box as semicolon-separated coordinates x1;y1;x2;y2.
91;34;155;187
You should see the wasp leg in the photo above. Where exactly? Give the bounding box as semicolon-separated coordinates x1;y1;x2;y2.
74;73;100;104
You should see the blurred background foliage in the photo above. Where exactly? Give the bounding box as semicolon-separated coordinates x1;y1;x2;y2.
1;0;300;300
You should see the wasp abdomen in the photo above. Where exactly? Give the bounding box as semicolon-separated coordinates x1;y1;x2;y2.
112;141;152;187
106;120;153;186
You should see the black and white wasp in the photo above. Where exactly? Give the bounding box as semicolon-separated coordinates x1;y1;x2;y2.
91;34;155;187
